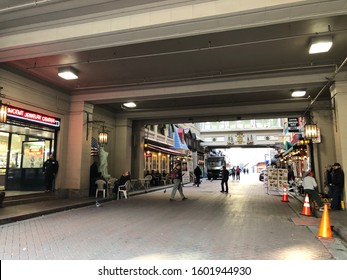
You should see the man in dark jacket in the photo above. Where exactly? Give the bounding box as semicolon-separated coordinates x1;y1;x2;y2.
194;166;202;187
221;166;230;193
43;153;59;192
331;162;344;210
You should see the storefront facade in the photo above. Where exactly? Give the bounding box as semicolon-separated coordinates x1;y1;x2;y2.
0;104;60;191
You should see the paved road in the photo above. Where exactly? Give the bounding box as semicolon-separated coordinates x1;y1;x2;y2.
0;173;345;260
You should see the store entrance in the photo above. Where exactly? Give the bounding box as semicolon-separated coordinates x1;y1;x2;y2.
0;129;55;191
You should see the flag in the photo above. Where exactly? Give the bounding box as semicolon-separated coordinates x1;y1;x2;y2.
91;137;99;156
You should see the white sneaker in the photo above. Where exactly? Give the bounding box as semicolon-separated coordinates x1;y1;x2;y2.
319;207;324;212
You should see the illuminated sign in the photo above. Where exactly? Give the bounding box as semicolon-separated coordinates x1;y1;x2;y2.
6;105;60;128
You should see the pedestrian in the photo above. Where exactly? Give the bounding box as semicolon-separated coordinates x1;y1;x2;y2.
221;166;229;193
169;162;187;202
43;153;59;192
331;162;344;210
230;167;236;180
194;165;202;187
0;191;5;208
323;164;333;196
89;161;101;197
302;171;324;212
287;166;295;183
235;166;241;180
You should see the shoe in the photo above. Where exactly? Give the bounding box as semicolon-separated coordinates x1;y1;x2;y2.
169;198;175;202
319;207;324;212
225;191;228;193
182;197;188;201
220;190;224;193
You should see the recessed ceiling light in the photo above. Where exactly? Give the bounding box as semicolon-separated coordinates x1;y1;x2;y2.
309;36;333;54
123;102;137;108
292;90;306;97
58;66;78;80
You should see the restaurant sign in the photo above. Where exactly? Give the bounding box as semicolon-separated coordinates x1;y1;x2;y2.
6;105;60;128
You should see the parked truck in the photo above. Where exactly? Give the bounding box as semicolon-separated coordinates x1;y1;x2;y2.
206;156;226;180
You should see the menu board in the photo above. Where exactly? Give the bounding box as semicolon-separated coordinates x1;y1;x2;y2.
267;168;288;191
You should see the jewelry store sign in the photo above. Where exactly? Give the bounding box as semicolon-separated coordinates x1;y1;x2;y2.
6;105;60;128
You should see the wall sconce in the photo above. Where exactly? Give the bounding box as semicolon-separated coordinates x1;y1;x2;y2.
86;113;108;144
309;36;333;54
98;125;108;145
58;66;79;80
304;124;318;139
304;111;318;139
0;103;7;123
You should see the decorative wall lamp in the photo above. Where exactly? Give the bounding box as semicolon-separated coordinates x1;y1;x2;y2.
304;111;318;139
86;113;108;145
0;103;7;123
98;124;108;145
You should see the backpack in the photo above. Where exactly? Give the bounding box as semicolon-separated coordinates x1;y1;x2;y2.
170;169;178;180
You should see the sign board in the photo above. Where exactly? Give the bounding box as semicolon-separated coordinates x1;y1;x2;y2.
287;117;299;132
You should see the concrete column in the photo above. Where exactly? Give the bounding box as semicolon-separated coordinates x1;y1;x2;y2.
132;122;145;179
114;118;133;178
63;101;93;197
311;104;335;190
330;78;347;205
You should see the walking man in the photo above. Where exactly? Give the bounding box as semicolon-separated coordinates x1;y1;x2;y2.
170;162;187;202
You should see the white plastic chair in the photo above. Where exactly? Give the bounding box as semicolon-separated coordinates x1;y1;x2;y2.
144;175;152;191
95;179;106;198
118;180;131;200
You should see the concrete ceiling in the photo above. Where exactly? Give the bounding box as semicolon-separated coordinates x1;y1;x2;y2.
1;0;346;124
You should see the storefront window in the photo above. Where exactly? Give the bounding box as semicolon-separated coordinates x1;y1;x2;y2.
0;132;9;190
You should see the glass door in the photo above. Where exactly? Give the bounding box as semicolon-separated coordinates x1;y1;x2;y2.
0;132;9;190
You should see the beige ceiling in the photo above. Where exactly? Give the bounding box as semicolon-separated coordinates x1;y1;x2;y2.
1;0;346;124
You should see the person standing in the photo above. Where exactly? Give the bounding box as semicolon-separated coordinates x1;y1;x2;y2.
230;167;236;180
170;163;187;202
323;164;333;196
221;166;229;193
302;171;324;211
331;163;344;210
235;166;241;180
194;165;202;187
43;153;59;192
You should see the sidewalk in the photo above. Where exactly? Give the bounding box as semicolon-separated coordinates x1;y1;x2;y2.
291;192;347;244
0;184;169;225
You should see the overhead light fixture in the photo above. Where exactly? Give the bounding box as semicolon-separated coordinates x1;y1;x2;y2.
309;36;333;54
292;90;306;97
122;102;137;108
58;66;79;80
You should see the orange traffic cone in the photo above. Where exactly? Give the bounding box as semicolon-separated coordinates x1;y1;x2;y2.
317;204;333;239
301;194;312;216
281;185;289;202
